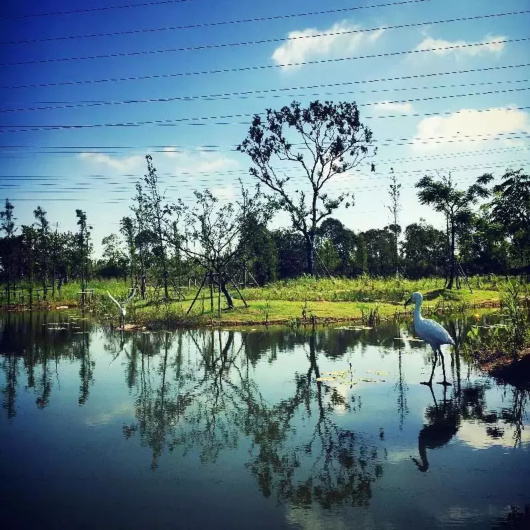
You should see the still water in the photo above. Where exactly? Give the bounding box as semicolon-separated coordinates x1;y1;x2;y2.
0;311;528;529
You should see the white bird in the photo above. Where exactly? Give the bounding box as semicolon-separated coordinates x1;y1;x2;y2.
107;289;135;329
404;292;455;386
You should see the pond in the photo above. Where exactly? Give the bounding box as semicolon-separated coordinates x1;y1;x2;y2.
1;311;529;529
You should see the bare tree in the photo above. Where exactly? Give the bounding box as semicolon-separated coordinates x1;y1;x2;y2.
176;184;266;315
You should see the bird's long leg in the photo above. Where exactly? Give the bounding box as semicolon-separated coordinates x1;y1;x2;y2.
437;347;452;386
421;348;437;386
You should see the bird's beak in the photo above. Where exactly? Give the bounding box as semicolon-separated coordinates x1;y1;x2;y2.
404;297;412;307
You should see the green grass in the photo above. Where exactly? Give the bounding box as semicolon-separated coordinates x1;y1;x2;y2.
0;275;514;328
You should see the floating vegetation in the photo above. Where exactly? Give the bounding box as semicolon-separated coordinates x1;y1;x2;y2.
334;325;373;331
367;370;388;376
316;368;386;385
394;337;424;342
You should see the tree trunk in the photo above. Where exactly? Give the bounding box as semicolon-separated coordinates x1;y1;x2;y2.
447;219;456;289
6;263;10;306
42;260;47;301
306;232;315;276
219;274;234;309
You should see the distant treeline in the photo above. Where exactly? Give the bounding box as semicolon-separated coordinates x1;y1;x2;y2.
0;100;529;306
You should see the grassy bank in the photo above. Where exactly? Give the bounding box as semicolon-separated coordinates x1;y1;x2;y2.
464;281;530;386
0;275;509;328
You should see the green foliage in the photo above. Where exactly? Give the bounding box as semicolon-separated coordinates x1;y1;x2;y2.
465;279;530;359
96;234;129;279
489;168;530;268
401;219;446;278
238;99;375;275
415;172;493;288
239;274;449;304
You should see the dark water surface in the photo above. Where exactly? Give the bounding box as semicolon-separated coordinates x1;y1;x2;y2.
0;311;528;529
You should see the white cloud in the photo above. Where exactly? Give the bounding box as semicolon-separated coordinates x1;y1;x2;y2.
195;155;237;173
161;147;237;172
457;420;530;449
163;146;178;158
272;21;384;70
78;152;143;171
374;101;414;114
80;149;239;175
413;34;506;58
210;185;235;201
411;105;529;151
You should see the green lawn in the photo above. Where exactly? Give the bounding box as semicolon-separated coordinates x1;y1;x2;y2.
0;275;507;328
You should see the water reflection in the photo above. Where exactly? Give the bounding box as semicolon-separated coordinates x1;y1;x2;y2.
412;385;459;472
1;312;529;529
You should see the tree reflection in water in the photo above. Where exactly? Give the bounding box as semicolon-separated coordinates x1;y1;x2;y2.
0;311;93;416
119;328;383;507
1;314;529;513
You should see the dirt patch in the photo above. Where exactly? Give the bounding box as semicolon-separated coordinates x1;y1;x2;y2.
476;348;530;389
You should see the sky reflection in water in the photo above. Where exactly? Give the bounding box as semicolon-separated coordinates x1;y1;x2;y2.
0;311;528;530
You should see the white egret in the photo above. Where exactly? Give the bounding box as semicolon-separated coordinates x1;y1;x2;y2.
107;289;135;329
404;292;455;386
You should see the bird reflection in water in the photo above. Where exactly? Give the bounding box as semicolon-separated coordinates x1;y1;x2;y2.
411;385;459;472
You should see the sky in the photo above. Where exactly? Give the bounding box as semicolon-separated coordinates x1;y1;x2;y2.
0;0;529;256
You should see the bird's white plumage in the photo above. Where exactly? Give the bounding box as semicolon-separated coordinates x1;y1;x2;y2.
406;292;453;385
414;314;455;348
107;289;135;320
408;292;454;349
107;291;125;316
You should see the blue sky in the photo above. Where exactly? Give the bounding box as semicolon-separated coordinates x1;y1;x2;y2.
0;0;529;255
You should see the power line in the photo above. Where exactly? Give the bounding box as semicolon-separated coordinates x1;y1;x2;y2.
4;10;528;67
1;158;527;184
0;133;528;158
3;75;529;114
6;170;526;204
1;147;526;167
0;132;526;155
3;38;527;90
0;0;432;44
0;0;193;21
2;105;528;132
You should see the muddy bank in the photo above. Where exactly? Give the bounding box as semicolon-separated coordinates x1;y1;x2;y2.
477;349;530;389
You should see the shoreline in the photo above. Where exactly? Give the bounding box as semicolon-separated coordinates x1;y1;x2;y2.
474;348;530;388
0;297;503;328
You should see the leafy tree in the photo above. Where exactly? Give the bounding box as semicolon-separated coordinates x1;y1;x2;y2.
237;211;278;286
387;169;401;277
415;172;492;288
271;229;306;279
177;185;266;312
317;218;357;276
138;155;172;299
131;183;151;299
458;207;510;276
361;227;396;276
401;220;447;278
120;216;137;288
318;238;341;273
489;168;530;270
0;199;16;304
75;210;92;297
33;206;50;300
96;234;129;279
354;233;368;276
20;225;38;308
238;100;375;276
